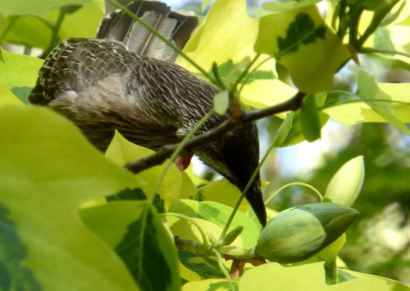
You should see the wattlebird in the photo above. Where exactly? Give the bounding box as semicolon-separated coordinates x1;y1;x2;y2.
29;0;266;226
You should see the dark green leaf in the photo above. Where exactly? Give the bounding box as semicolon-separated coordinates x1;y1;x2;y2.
115;203;180;291
277;13;326;55
300;95;321;141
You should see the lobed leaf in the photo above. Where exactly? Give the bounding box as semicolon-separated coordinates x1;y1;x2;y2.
81;201;180;291
255;6;350;93
0;106;139;291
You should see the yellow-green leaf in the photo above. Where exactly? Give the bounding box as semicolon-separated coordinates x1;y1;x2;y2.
255;6;350;93
0;106;139;291
105;131;195;207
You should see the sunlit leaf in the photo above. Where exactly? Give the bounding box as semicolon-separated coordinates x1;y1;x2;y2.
198;179;249;211
263;0;322;13
0;0;104;17
323;83;410;127
241;79;296;109
183;279;238;291
170;199;260;249
255;6;350;93
81;201;181;291
105;131;196;208
0;49;43;90
177;0;258;71
0;106;139;291
239;262;408;290
1;5;104;50
357;71;410;134
0;83;23;106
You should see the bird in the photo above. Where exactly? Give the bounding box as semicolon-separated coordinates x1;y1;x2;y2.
29;0;267;226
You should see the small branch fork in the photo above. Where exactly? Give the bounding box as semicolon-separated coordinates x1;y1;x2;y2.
125;91;305;173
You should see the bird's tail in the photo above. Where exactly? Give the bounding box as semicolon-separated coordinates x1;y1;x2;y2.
97;1;198;62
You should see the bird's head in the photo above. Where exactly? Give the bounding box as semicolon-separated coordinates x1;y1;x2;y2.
197;122;266;226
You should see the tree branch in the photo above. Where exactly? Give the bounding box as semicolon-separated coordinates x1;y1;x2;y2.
125;91;305;174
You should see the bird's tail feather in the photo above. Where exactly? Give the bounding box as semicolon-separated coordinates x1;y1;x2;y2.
97;1;197;62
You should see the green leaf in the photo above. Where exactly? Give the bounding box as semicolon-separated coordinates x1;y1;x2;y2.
0;0;104;17
300;95;321;142
0;48;3;63
170;199;260;249
255;6;350;93
105;131;195;208
197;179;248;211
357;71;410;134
323;85;410;126
239;262;409;290
263;0;322;12
183;279;238;291
177;0;259;72
277;13;326;54
81;201;180;291
325;156;365;206
0;83;23;106
240;79;296;110
1;5;104;50
271;112;305;147
213;90;230;115
0;49;43;90
0;106;139;291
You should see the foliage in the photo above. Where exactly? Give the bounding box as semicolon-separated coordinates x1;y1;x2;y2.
0;0;409;290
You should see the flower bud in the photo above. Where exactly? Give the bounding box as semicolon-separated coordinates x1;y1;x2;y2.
255;203;359;263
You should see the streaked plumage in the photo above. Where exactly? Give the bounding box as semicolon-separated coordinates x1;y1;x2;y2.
29;0;266;225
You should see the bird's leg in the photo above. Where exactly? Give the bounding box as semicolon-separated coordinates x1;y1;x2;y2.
175;151;194;171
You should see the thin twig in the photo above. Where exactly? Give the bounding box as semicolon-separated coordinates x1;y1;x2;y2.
125;91;305;174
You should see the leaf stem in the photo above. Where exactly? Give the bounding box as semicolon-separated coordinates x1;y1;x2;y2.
360;47;410;58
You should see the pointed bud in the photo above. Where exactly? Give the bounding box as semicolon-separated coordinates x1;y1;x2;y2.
255;203;359;263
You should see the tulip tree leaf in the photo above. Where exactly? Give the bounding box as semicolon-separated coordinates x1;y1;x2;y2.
263;0;322;12
323;83;410;126
239;262;408;290
325;156;365;206
255;6;350;93
183;279;238;290
0;106;139;291
169;218;226;279
0;0;104;17
0;83;23;106
300;95;321;142
0;49;43;90
1;5;104;50
277;13;326;54
177;0;258;71
197;179;248;211
356;71;410;135
105;131;196;208
169;199;260;249
80;201;180;291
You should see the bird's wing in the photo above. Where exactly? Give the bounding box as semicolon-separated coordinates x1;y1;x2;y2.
29;38;180;150
126;57;221;136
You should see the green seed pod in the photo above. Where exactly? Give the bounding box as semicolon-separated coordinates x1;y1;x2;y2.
255;203;359;263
